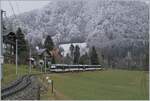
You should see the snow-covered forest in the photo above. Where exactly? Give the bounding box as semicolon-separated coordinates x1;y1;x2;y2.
4;0;149;69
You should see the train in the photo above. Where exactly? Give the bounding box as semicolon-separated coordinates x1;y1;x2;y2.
48;64;103;73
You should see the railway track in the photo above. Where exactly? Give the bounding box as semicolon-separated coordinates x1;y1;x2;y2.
1;65;104;99
1;75;32;100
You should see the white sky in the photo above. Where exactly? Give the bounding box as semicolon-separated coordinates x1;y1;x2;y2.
1;1;51;17
0;0;149;17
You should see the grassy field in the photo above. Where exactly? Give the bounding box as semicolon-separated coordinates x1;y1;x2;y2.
40;70;149;100
1;64;40;86
1;64;149;100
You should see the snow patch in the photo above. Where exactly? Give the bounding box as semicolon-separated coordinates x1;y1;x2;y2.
59;42;89;57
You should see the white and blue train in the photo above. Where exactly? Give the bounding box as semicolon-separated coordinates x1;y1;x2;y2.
49;64;103;72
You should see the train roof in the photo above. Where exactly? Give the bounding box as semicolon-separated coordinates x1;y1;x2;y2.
51;64;101;67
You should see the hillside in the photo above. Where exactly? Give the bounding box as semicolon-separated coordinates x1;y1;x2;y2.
40;70;149;100
4;0;149;68
5;0;149;44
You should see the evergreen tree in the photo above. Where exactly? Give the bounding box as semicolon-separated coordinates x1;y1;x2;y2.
37;41;44;49
69;43;74;64
90;46;99;65
69;43;74;57
51;56;56;64
44;35;54;51
44;35;55;65
79;52;90;64
64;53;72;64
73;45;80;64
144;53;149;71
16;27;28;64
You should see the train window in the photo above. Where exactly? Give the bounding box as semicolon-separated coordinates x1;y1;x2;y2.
51;65;56;68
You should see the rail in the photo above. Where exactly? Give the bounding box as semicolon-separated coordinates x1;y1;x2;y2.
1;75;31;99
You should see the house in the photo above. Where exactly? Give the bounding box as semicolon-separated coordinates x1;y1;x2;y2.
36;47;63;65
50;48;63;63
3;32;16;63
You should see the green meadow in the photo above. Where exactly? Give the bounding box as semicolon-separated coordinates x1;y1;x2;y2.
1;64;149;100
1;64;40;86
41;70;149;100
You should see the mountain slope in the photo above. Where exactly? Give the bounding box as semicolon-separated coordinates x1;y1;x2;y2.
4;0;149;68
6;0;148;46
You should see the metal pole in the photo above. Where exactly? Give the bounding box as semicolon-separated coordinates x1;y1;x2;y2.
16;39;18;76
51;80;53;94
0;10;5;80
45;55;46;73
29;45;31;73
0;10;3;80
41;65;42;73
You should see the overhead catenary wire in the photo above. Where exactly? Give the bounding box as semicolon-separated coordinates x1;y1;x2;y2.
8;0;17;19
14;0;22;28
4;12;9;24
3;12;13;36
15;1;21;15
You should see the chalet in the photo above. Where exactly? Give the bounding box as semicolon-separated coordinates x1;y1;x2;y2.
3;32;16;63
36;47;63;66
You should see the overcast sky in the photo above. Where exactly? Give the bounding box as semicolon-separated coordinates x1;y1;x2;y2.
1;1;51;17
1;0;149;17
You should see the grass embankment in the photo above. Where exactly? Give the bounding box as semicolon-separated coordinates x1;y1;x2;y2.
40;70;149;100
1;64;40;86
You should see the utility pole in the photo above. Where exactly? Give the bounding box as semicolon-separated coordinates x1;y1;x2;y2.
51;80;53;94
44;54;46;73
0;10;5;80
15;39;18;76
29;44;31;73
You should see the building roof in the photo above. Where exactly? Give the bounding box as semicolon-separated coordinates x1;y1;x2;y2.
59;42;89;56
37;48;46;55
